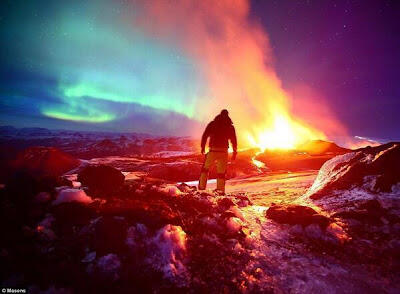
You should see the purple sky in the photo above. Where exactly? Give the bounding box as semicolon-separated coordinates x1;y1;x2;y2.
251;0;400;139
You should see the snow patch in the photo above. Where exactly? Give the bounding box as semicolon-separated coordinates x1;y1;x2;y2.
53;189;93;205
126;223;148;248
147;224;189;285
95;253;121;281
185;179;216;186
82;252;96;263
306;152;358;196
151;151;194;158
158;185;183;197
226;217;242;233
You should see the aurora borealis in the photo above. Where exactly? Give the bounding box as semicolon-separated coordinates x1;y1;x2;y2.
0;0;204;133
0;0;399;140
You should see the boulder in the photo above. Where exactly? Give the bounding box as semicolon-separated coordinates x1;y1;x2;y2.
78;165;125;196
301;142;400;218
266;204;330;228
218;198;235;211
148;162;202;182
307;142;400;200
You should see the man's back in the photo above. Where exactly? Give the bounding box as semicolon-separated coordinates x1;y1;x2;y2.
201;114;237;152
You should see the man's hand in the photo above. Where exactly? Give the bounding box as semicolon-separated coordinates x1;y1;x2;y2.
201;147;205;155
231;151;237;161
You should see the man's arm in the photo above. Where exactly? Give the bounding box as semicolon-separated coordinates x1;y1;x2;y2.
230;125;237;153
230;125;237;160
201;122;212;154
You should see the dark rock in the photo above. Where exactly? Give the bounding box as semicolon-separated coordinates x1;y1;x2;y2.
33;192;51;203
51;202;97;236
234;195;252;206
100;198;181;229
310;214;330;228
148;162;202;182
220;211;237;219
332;210;383;226
78;165;125;197
358;199;382;211
218;198;235;211
4;172;59;210
177;182;196;193
331;200;393;226
266;204;330;228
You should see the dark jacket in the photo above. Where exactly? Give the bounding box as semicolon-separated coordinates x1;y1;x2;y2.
201;114;237;152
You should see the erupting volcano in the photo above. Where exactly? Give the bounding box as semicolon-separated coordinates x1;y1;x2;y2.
131;0;349;153
1;0;399;293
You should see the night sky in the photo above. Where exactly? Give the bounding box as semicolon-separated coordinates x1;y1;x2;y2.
251;0;400;140
0;0;399;140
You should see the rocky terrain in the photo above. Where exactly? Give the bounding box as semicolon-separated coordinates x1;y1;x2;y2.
0;127;399;293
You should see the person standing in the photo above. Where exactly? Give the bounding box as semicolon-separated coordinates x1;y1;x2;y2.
198;109;237;193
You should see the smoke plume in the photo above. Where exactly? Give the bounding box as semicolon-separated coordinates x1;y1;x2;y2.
133;0;346;147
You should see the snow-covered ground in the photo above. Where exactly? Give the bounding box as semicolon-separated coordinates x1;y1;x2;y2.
186;168;399;292
150;151;195;158
186;170;317;206
234;204;394;293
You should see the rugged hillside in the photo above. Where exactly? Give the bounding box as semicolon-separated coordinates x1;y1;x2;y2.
13;146;80;177
297;139;350;155
0;127;198;159
252;140;352;172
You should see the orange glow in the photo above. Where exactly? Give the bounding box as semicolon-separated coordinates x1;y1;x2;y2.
252;156;265;168
246;112;326;151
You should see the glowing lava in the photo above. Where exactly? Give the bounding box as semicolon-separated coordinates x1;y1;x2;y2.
247;113;326;152
252;157;266;169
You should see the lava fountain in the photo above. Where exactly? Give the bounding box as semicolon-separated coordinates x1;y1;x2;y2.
246;110;326;169
247;113;326;152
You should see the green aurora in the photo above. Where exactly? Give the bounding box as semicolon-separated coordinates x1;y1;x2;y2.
0;0;205;127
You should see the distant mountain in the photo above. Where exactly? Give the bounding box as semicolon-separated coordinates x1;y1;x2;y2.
297;140;350;155
0;126;198;159
254;140;353;171
0;125;17;136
